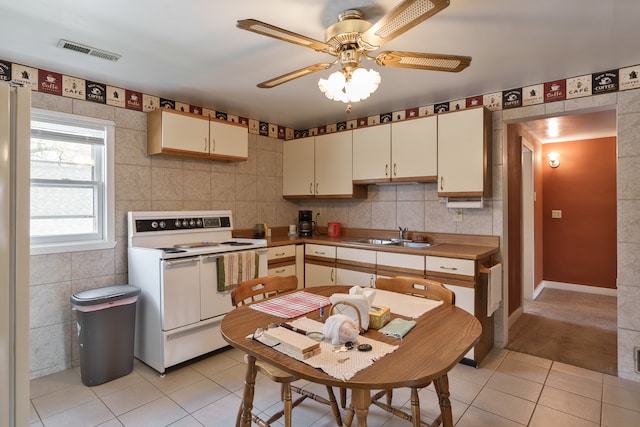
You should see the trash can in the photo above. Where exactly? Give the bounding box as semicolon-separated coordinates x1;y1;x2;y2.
71;284;141;386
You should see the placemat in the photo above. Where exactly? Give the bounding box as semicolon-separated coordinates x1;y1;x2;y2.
252;317;398;381
372;289;443;318
249;291;331;319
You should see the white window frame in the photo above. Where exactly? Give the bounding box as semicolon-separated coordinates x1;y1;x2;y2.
29;109;116;255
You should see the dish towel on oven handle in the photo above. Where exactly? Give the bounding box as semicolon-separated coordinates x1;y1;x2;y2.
216;250;260;291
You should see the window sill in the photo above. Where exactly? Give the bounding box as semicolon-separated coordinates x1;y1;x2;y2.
30;239;118;255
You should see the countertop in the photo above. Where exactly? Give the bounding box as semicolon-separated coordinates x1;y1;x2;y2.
261;232;499;261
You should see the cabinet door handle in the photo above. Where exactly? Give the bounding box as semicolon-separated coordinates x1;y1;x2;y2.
211;136;216;152
330;269;334;282
440;266;458;271
440;176;444;190
204;137;208;151
315;183;319;194
385;164;389;176
393;163;397;176
309;183;313;194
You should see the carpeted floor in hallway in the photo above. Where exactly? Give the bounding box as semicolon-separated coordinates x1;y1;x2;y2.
506;287;617;376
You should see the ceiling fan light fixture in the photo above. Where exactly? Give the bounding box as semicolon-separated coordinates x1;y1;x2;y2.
318;67;380;103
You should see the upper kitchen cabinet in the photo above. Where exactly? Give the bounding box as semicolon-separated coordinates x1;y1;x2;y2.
391;116;437;182
352;116;437;184
283;132;366;199
352;124;391;184
147;108;248;161
283;136;315;197
437;106;492;197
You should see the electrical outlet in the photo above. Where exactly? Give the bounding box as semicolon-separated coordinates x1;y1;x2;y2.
551;209;562;219
453;209;463;222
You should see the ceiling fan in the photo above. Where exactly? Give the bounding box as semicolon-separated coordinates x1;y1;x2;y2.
237;0;471;103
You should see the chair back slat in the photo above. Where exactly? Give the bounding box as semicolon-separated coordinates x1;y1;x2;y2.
231;275;298;307
375;276;455;306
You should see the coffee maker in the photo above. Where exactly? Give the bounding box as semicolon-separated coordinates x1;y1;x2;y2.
298;210;314;237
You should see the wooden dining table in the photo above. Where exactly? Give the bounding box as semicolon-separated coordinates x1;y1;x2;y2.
221;285;482;427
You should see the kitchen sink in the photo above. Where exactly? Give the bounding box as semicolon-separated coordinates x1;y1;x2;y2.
345;238;396;245
343;238;436;248
390;241;436;248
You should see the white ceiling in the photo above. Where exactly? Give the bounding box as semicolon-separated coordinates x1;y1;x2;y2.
0;0;637;134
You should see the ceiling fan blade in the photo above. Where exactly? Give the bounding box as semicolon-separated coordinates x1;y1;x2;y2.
237;19;331;53
257;63;334;88
375;51;471;72
360;0;450;49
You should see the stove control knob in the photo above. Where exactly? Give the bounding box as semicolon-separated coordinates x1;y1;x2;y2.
196;219;203;227
151;221;158;229
159;221;166;229
175;220;181;228
189;219;196;227
182;220;188;227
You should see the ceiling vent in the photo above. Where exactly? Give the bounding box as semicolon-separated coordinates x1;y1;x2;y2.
57;39;121;62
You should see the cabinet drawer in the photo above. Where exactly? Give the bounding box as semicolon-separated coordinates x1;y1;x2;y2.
305;244;336;259
377;251;424;270
426;256;474;277
336;247;376;264
268;264;296;277
268;245;296;260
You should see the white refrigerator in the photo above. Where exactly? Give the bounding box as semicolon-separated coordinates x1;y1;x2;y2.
0;82;31;427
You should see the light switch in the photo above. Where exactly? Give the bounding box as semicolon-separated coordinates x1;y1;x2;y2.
551;209;562;219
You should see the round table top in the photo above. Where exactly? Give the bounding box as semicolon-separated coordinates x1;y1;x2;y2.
221;285;482;390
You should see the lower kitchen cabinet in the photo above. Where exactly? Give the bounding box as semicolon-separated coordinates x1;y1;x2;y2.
426;255;494;366
304;244;336;287
336;247;376;287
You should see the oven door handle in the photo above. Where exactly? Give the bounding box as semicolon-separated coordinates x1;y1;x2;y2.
164;258;199;268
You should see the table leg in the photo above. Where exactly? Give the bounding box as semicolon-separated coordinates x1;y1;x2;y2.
349;389;370;427
238;355;257;427
434;375;453;427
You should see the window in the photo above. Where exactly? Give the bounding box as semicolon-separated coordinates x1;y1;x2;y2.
30;109;115;254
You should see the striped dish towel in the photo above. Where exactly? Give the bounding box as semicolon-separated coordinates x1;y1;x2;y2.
217;251;259;291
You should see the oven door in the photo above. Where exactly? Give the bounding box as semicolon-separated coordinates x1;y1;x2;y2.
161;256;200;330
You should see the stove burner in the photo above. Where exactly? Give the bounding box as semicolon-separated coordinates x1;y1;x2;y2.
158;247;187;253
221;241;254;246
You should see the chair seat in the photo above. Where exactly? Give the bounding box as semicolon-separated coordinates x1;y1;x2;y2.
245;354;299;383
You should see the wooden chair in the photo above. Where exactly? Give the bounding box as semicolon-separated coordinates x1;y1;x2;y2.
231;275;343;427
371;276;455;427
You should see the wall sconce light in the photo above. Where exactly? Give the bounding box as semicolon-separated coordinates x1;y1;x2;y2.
548;152;560;168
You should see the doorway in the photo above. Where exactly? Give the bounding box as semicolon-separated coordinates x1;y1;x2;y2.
504;108;618;375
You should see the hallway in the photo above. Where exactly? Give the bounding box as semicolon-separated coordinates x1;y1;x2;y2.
507;288;617;376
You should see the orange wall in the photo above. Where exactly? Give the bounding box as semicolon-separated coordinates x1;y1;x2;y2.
542;137;617;288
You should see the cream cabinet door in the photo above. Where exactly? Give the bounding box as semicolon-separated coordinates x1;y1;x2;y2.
315;132;353;196
160;110;209;154
283;136;315;197
391;116;437;181
437;107;488;196
305;263;335;287
352;124;391;183
440;283;475;359
336;268;375;287
209;120;248;159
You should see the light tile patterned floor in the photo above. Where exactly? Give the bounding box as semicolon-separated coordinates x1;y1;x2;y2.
29;349;640;426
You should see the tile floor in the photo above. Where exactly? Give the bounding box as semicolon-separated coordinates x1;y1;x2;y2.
29;348;640;427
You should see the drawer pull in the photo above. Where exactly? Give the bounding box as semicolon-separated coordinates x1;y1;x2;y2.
275;252;285;257
440;266;458;271
275;268;286;273
315;251;326;255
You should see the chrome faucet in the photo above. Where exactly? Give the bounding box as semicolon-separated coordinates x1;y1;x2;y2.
399;227;408;240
